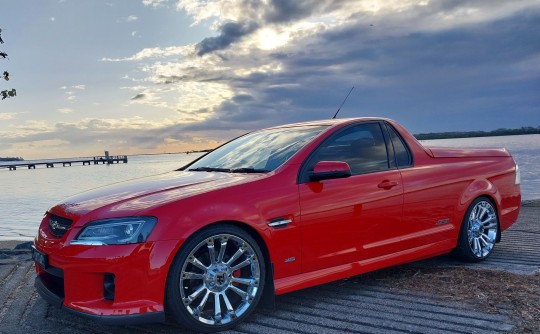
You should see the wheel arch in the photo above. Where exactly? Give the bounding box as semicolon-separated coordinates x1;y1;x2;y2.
457;181;502;242
206;220;276;308
165;219;276;311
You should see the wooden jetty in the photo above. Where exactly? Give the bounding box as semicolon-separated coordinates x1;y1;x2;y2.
0;155;128;171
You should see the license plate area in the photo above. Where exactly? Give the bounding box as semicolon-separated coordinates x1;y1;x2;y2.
32;246;49;269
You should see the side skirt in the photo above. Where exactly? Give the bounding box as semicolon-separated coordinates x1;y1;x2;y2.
274;239;454;295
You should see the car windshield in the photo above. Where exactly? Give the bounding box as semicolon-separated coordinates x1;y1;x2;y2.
188;126;327;173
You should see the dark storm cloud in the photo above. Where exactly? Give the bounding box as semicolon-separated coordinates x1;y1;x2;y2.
354;14;540;132
188;9;540;135
264;0;342;23
232;94;254;102
196;22;259;56
195;0;349;56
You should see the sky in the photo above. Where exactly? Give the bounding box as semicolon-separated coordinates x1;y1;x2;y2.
1;0;539;159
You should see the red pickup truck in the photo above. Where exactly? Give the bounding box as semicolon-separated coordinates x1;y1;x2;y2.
33;117;521;332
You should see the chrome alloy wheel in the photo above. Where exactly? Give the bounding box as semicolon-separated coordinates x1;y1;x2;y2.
467;200;498;258
179;234;261;326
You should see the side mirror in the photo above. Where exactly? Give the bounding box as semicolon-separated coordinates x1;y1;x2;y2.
309;161;352;181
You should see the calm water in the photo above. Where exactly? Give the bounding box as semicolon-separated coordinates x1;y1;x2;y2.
1;134;538;240
0;153;203;240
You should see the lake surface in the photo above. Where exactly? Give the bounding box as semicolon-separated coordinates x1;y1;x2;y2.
1;134;538;240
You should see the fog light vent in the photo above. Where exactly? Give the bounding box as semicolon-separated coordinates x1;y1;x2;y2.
104;273;115;301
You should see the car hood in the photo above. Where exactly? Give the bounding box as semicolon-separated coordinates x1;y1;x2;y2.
49;171;264;219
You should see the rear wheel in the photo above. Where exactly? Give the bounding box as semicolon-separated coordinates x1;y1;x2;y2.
166;224;265;333
456;197;499;262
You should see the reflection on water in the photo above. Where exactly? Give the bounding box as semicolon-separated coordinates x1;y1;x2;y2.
1;134;538;240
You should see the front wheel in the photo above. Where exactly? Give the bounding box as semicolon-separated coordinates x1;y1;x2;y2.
166;224;265;333
455;197;499;262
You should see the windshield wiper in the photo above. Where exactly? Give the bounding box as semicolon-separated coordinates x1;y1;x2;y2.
189;166;269;173
189;167;232;172
230;167;269;173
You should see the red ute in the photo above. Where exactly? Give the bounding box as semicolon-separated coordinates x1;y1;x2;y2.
33;118;521;332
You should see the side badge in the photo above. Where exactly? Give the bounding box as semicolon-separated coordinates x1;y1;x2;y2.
284;257;296;263
436;218;450;226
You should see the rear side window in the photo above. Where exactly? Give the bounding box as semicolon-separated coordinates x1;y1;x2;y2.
304;122;390;176
385;123;413;168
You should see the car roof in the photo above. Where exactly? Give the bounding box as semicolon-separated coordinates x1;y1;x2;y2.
265;117;390;130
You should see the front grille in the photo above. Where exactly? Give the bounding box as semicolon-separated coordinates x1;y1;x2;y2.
49;214;73;237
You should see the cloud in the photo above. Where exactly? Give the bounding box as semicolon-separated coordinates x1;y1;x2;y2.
121;85;147;91
142;0;168;8
0;112;19;121
57;108;74;114
29;0;535;159
0;116;220;157
60;85;86;90
196;21;259;56
162;1;540;133
101;46;190;62
131;93;146;100
119;15;138;22
58;85;85;104
1;121;55;139
126;81;233;118
183;0;345;56
179;0;540;57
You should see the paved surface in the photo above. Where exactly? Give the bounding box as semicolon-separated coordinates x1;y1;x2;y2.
1;205;538;334
417;203;540;275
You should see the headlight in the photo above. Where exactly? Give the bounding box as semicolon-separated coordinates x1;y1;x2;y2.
515;163;521;185
71;217;157;246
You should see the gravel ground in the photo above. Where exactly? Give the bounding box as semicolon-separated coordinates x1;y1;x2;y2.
1;201;538;334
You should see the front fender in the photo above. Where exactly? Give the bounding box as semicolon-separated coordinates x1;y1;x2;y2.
145;171;303;281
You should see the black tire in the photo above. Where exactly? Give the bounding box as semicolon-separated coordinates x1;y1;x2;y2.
165;224;265;333
455;197;499;262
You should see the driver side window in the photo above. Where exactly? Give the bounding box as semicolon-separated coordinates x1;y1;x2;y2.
307;123;390;176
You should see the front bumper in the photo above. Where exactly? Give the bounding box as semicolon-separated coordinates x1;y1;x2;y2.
33;237;178;325
34;275;165;325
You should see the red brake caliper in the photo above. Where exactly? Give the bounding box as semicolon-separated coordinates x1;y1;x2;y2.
232;269;241;286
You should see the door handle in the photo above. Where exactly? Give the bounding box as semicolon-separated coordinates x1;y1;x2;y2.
378;180;399;189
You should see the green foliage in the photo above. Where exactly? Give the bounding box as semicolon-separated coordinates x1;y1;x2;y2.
1;26;16;101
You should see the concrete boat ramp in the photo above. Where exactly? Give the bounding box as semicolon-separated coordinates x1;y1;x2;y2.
1;203;538;334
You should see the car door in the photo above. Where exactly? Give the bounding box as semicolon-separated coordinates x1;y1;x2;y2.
298;122;405;273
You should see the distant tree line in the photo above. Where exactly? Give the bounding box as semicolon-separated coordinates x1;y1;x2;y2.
0;157;24;162
414;126;540;140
